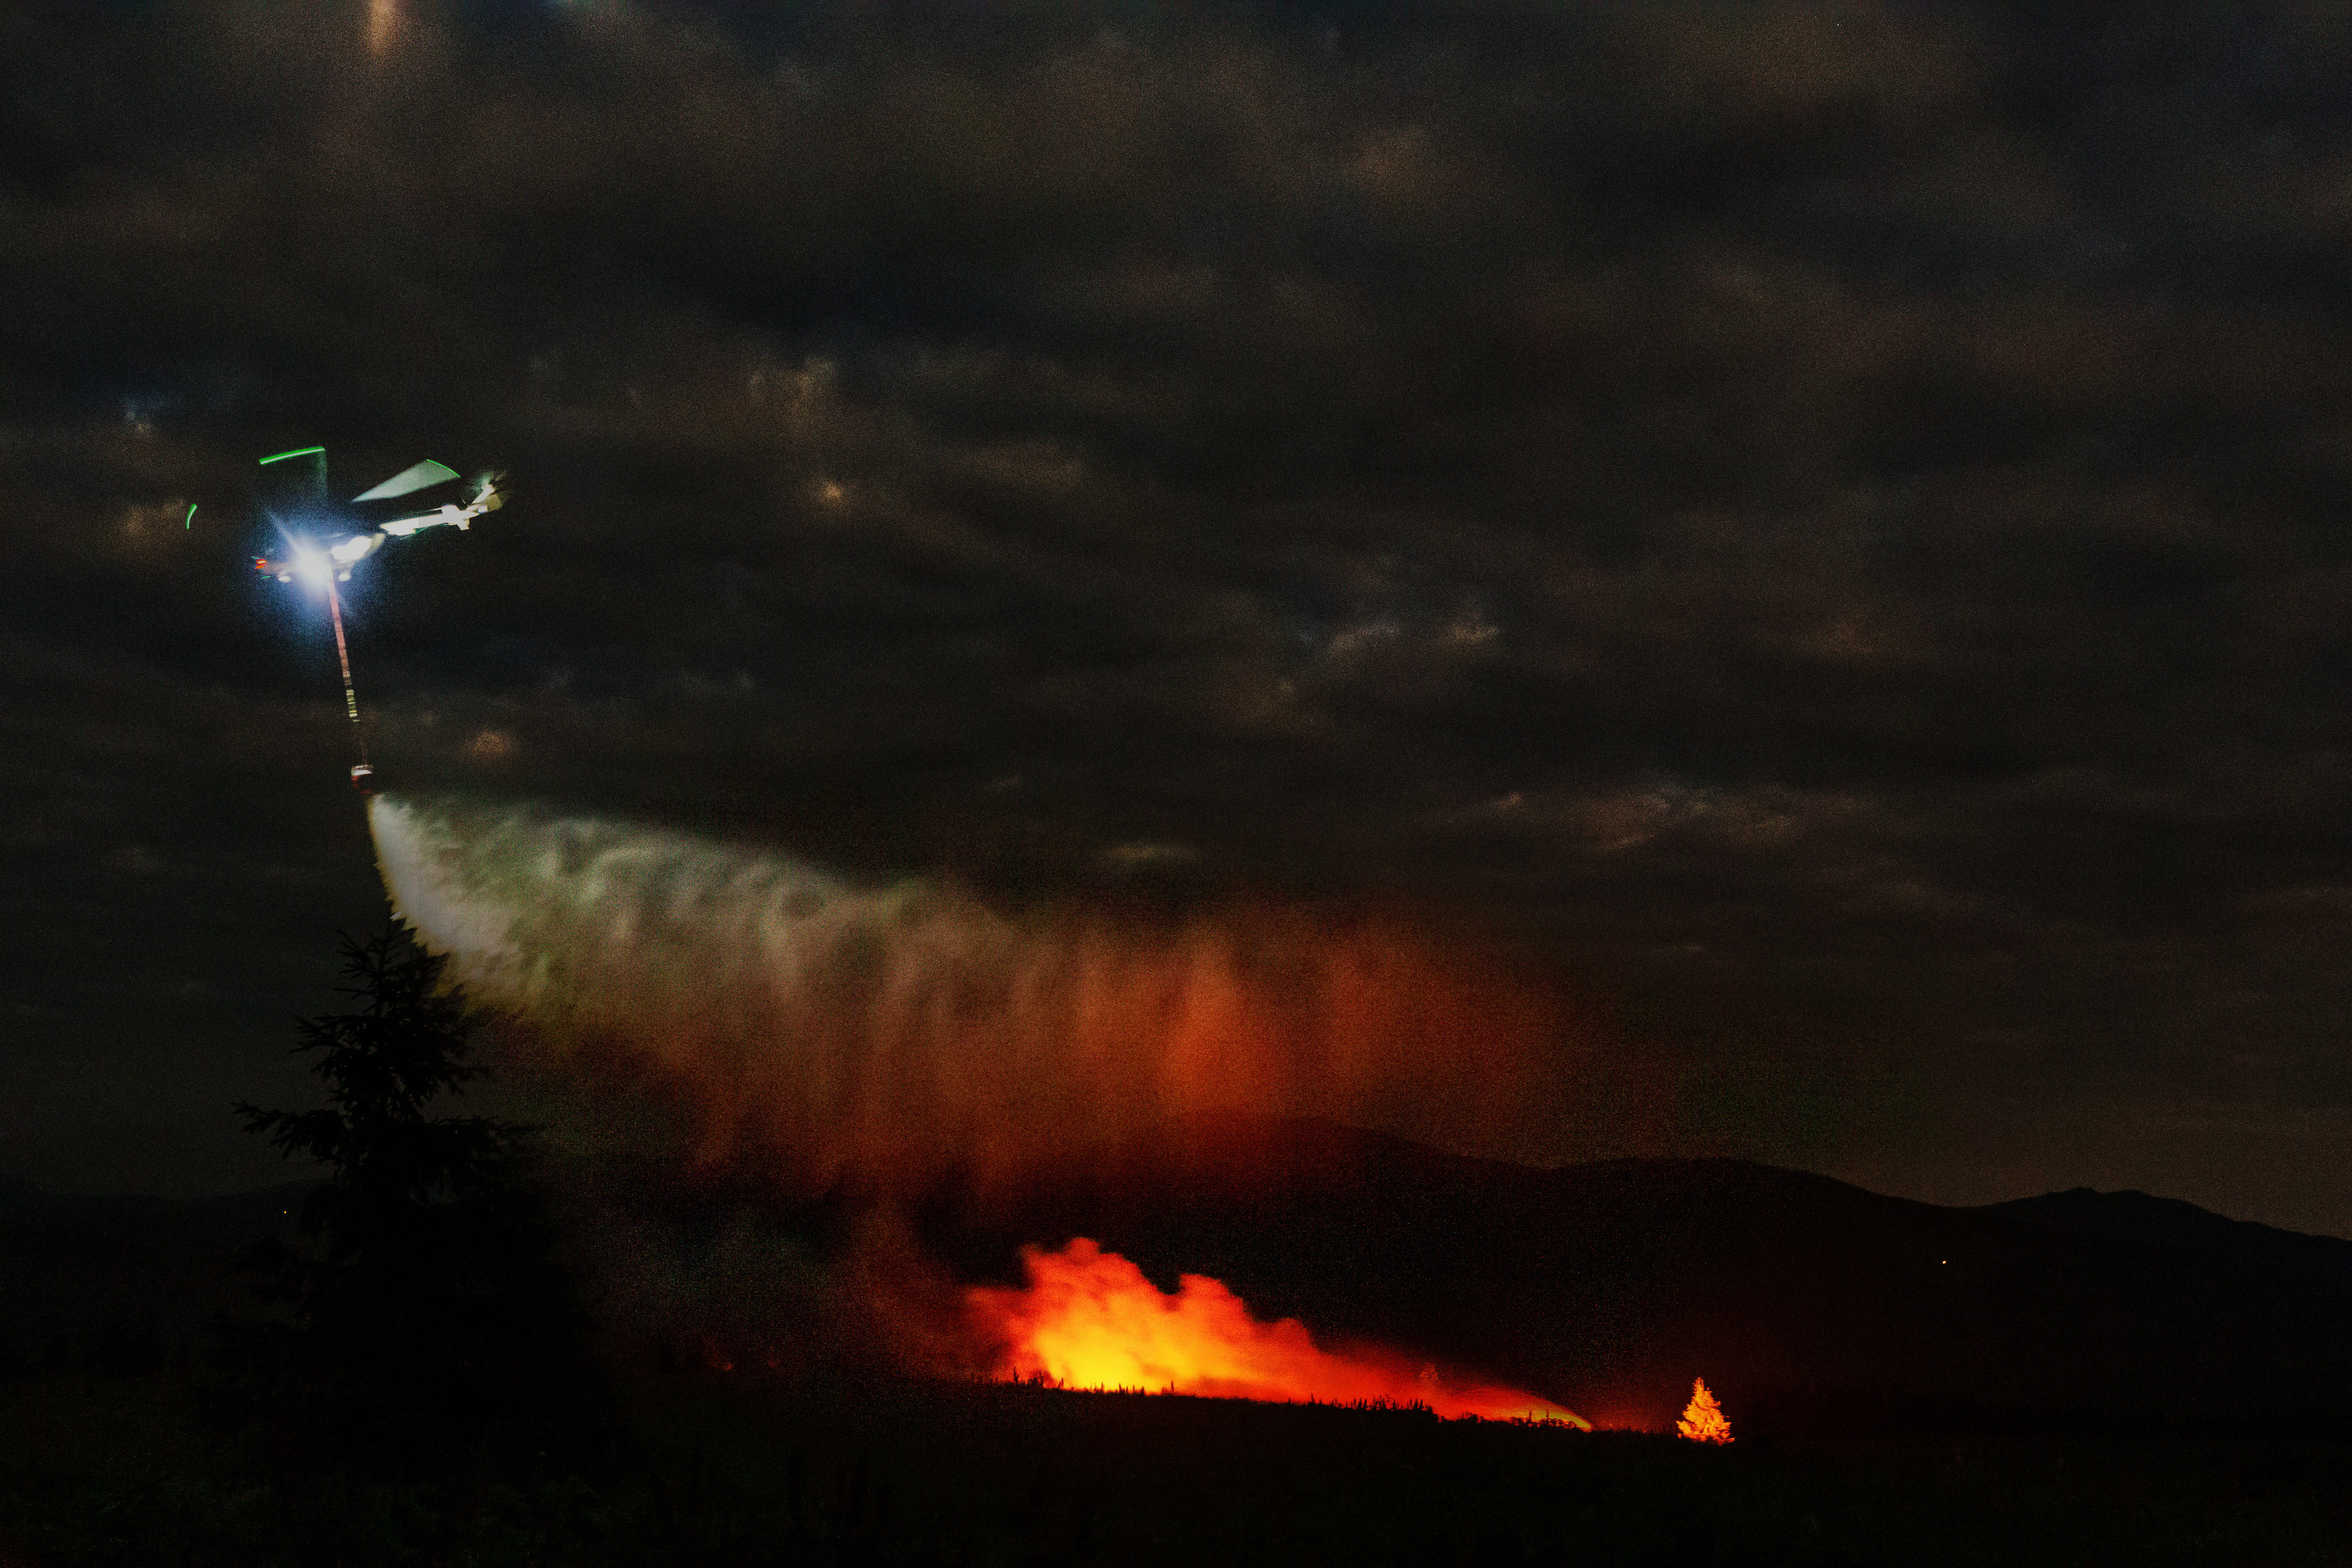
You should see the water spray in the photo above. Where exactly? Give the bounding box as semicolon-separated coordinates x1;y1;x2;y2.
365;792;1571;1194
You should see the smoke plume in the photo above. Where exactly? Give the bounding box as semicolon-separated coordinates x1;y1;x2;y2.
369;792;1568;1196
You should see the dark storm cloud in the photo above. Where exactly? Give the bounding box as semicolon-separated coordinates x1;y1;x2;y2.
7;2;2352;1229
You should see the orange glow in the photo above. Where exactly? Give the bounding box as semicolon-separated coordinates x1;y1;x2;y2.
373;793;1578;1198
967;1238;1590;1428
1677;1377;1732;1443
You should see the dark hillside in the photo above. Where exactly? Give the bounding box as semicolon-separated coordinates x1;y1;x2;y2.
922;1113;2352;1436
11;1120;2350;1440
1981;1187;2352;1290
0;1178;311;1369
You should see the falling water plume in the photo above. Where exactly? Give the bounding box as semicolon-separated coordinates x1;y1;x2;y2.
367;793;1568;1196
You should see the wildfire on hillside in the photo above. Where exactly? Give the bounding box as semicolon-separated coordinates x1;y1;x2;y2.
965;1238;1590;1427
1677;1377;1733;1443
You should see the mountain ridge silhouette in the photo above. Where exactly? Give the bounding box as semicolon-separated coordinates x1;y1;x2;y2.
915;1111;2352;1435
10;1119;2348;1437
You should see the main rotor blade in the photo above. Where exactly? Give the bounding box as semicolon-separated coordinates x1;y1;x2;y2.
259;445;327;503
352;458;459;503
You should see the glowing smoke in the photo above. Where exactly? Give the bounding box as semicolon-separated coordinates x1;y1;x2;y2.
368;793;1566;1194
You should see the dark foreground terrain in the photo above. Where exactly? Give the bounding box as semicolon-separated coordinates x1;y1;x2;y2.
7;1118;2352;1564
3;1367;2350;1566
14;1117;2352;1441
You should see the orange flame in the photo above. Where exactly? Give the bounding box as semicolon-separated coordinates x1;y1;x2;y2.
1677;1377;1732;1443
966;1238;1590;1428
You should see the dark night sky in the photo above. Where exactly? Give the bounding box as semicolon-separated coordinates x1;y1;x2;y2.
6;1;2351;1238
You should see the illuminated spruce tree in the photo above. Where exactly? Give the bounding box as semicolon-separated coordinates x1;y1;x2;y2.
1677;1377;1733;1443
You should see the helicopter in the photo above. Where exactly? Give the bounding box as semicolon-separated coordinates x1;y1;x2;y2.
248;448;506;792
252;455;504;585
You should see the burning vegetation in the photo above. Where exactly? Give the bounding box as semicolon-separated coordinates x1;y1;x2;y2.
1678;1378;1733;1444
964;1238;1590;1428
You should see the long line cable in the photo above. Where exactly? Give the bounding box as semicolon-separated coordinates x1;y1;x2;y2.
324;577;370;771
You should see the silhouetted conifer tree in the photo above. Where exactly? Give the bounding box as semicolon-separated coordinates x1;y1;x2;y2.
234;927;596;1468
